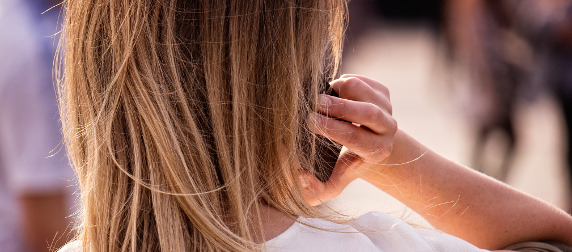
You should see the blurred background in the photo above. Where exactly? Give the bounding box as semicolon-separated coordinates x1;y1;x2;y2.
0;0;75;252
330;0;572;227
1;0;571;251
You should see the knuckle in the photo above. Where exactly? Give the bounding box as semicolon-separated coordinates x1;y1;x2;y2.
343;77;360;87
374;87;391;104
379;84;390;96
380;148;392;159
338;77;376;99
382;144;394;159
364;105;384;123
388;117;398;134
342;77;364;91
368;143;392;160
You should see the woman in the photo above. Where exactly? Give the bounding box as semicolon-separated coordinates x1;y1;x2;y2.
58;0;572;251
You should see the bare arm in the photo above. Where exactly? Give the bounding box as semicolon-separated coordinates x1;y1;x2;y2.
306;75;572;250
363;130;572;250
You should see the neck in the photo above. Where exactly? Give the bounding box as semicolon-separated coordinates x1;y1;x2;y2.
254;204;296;243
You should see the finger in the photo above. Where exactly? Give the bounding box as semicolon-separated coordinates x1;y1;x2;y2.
330;77;382;105
339;74;390;97
320;91;392;119
309;113;393;160
321;149;361;191
318;95;395;135
299;170;335;206
330;77;391;114
299;154;359;206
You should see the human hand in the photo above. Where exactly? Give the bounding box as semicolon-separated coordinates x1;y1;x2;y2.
301;74;397;206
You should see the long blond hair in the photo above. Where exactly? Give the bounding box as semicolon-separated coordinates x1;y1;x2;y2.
58;0;346;251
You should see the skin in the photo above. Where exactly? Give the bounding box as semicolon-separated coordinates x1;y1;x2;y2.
262;74;572;251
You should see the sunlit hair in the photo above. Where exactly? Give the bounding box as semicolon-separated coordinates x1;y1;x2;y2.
57;0;346;251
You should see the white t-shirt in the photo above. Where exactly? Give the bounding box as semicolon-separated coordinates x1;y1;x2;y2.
59;212;489;251
265;211;489;251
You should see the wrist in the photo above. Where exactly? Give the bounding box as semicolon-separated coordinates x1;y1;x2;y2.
358;130;428;183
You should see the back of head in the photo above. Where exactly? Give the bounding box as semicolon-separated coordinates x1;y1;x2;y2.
58;0;346;251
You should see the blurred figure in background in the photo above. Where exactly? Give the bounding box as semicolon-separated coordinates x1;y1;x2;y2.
528;0;572;212
446;0;572;209
444;0;532;181
346;0;523;181
345;0;444;56
374;0;444;30
343;0;571;212
0;0;75;251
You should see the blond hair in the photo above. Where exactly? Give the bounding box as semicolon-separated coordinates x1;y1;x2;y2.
58;0;346;251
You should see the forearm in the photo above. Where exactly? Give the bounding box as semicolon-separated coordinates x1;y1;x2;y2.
361;130;572;249
310;76;572;248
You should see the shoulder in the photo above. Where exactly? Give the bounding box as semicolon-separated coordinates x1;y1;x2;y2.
352;212;489;252
265;212;489;252
264;215;379;251
58;240;81;252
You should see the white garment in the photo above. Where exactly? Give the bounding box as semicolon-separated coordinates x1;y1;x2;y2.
59;212;489;252
265;211;489;251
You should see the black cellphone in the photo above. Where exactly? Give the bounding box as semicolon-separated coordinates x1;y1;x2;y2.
312;87;343;182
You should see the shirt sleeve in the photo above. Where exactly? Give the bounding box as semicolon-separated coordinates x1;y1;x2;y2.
265;211;491;251
349;212;490;252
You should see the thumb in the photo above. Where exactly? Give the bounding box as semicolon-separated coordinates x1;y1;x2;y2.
299;149;363;206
